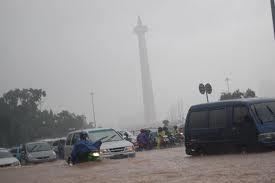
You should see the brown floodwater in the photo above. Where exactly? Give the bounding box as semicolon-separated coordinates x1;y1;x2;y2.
1;147;275;183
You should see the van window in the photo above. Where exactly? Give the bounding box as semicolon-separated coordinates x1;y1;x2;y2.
209;108;227;128
233;106;248;123
66;134;73;145
189;111;208;129
253;102;275;123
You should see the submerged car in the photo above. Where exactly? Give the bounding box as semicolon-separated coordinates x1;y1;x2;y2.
21;142;57;164
64;128;135;162
0;149;20;167
185;98;275;155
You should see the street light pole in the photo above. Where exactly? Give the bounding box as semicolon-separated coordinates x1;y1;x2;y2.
90;92;96;128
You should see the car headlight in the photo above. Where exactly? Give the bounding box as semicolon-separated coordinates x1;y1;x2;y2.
258;133;274;141
125;146;134;152
92;152;100;157
100;149;108;154
27;154;33;159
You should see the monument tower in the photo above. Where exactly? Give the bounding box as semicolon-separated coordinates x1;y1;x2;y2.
134;17;156;123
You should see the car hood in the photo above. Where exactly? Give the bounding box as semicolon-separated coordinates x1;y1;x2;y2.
101;140;133;150
28;150;54;158
0;157;18;165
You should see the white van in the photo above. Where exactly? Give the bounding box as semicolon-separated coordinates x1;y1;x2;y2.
64;128;135;162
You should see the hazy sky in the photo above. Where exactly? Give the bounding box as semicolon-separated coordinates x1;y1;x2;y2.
0;0;274;128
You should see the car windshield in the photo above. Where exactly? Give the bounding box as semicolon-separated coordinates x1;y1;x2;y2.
253;102;275;123
26;143;51;152
0;151;13;158
88;129;123;142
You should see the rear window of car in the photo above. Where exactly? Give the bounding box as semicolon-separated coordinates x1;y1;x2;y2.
189;111;208;129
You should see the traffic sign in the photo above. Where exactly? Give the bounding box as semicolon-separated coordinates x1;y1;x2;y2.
205;83;212;94
199;83;205;94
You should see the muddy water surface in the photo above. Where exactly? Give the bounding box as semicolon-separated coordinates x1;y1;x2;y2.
1;147;275;183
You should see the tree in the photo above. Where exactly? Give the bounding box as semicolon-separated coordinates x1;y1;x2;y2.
244;88;256;98
220;88;256;101
0;88;87;147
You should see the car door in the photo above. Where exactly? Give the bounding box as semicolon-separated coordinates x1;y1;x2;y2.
71;133;80;147
64;134;73;160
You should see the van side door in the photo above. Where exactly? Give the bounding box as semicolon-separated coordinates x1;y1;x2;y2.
232;105;257;145
207;107;229;143
187;110;209;144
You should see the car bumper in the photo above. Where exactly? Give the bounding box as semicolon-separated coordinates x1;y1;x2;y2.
27;157;56;163
101;152;135;159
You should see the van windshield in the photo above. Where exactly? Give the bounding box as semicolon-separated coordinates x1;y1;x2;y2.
88;129;123;142
253;102;275;123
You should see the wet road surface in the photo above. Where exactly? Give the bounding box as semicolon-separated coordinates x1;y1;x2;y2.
1;147;275;183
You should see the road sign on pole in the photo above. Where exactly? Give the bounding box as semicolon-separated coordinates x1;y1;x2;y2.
205;83;212;94
199;83;205;94
199;83;212;103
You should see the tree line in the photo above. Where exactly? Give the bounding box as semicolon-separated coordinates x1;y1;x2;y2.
220;88;256;100
0;88;87;147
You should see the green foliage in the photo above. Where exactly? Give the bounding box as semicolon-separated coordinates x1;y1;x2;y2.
0;88;87;147
220;88;256;101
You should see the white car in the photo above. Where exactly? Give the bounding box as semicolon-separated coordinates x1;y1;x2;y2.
21;142;57;164
64;128;135;162
0;149;20;167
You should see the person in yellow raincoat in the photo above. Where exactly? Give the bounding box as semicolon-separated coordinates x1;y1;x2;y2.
172;125;179;137
157;127;165;149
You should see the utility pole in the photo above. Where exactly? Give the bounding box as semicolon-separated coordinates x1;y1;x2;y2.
225;77;230;93
90;92;96;128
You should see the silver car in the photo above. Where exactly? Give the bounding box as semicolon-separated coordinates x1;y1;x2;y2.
22;142;57;164
0;149;20;168
64;128;135;162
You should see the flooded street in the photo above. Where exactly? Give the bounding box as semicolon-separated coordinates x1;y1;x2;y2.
1;147;275;183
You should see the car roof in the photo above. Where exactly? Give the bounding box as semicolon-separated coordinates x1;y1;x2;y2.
190;98;275;111
25;141;49;145
67;128;114;135
0;149;10;153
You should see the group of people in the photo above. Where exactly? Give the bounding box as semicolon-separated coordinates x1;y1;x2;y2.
136;129;155;151
136;125;184;151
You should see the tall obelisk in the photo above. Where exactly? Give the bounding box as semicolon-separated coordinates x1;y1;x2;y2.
271;0;275;39
134;17;156;123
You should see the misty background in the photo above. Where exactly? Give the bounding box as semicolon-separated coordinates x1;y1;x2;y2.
0;0;274;129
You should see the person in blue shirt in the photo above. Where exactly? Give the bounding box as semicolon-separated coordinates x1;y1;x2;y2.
71;132;102;165
137;129;149;151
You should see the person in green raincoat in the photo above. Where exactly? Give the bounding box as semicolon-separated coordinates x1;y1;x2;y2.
157;127;165;149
